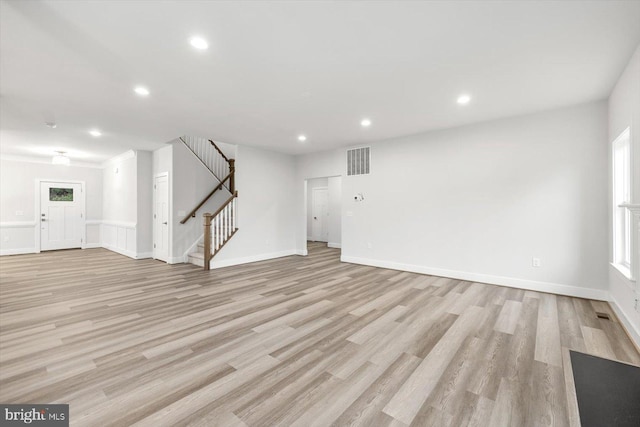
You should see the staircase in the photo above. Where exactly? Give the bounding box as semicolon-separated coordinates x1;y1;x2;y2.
180;136;238;270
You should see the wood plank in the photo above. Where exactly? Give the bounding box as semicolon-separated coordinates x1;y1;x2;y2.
0;242;637;425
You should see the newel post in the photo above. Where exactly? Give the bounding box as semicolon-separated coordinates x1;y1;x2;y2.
203;213;213;271
229;159;235;193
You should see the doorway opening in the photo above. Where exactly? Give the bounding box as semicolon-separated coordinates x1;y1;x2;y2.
305;176;342;253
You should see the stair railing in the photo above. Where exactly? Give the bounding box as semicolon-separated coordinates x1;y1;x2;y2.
202;191;238;270
180;136;234;191
179;135;235;223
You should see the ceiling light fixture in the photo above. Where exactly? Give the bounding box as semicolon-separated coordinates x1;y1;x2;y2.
134;86;150;96
52;151;70;166
457;94;471;105
89;129;102;137
189;37;209;50
361;118;372;127
45;122;57;129
298;135;307;142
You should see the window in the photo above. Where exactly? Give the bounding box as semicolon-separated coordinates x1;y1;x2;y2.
50;188;74;201
612;128;631;274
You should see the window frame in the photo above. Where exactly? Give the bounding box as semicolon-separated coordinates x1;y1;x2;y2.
612;127;632;278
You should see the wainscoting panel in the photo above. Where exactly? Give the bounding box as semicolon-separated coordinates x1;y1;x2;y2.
101;221;137;258
0;221;36;255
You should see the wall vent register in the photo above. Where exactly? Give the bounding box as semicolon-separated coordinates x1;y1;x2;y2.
346;146;371;176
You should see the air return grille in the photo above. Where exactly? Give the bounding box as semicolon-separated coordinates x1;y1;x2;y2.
346;147;370;176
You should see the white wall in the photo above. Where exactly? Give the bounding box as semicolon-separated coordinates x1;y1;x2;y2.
608;44;640;345
328;176;342;248
0;158;102;255
209;145;297;268
296;101;609;300
100;150;154;259
101;151;138;257
136;151;153;256
306;177;328;240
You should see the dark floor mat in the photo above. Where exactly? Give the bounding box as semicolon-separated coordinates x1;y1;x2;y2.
570;350;640;427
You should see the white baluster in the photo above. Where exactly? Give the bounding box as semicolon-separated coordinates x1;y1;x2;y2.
232;198;236;231
213;216;217;251
224;205;228;240
216;215;220;250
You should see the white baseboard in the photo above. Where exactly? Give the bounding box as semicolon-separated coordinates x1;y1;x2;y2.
210;250;297;269
102;245;154;260
328;242;342;249
296;249;308;256
609;296;640;350
0;247;36;256
102;244;137;259
82;243;102;249
135;252;153;259
340;255;609;301
167;256;186;264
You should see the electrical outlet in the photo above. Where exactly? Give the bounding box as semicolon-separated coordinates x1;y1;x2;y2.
15;211;23;216
367;242;372;249
3;237;9;242
532;257;541;268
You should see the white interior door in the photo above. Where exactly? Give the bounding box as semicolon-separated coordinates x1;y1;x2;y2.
40;182;83;251
312;188;329;242
153;174;170;262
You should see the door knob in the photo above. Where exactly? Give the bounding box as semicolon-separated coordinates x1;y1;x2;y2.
314;217;317;220
41;218;46;222
162;222;168;225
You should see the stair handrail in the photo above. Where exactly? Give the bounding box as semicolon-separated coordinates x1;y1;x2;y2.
180;172;232;224
203;191;238;270
209;139;230;163
179;136;234;191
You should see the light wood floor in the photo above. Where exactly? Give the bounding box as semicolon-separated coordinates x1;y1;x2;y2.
1;243;638;426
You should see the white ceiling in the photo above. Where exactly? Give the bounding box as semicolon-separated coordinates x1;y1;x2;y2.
1;0;639;163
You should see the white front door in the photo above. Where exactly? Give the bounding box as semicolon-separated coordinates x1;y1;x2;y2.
40;182;83;251
312;188;329;242
153;174;170;262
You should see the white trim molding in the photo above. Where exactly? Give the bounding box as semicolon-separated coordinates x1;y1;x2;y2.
609;295;640;350
0;154;102;168
328;242;342;249
620;203;640;282
0;221;37;228
341;255;609;301
101;150;136;168
210;250;298;269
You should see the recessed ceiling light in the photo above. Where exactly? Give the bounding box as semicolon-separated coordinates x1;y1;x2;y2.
134;86;150;96
89;129;102;137
361;118;372;127
457;94;471;105
45;122;57;129
189;37;208;50
298;135;307;142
